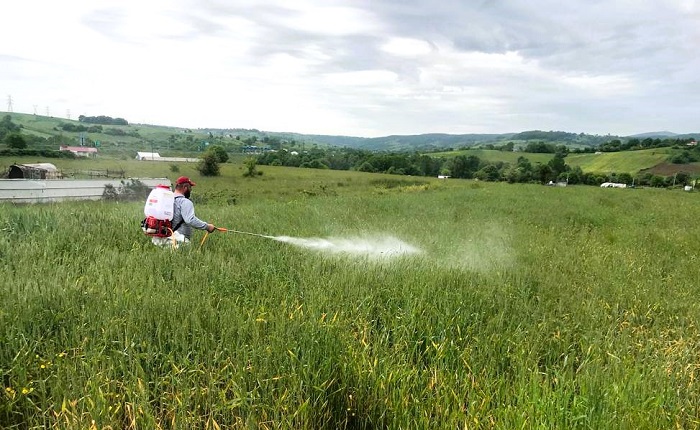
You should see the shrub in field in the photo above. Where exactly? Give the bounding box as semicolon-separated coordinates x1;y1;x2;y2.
207;144;229;163
197;153;220;176
243;157;260;177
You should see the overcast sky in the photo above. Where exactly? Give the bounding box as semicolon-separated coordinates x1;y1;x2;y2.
2;0;699;137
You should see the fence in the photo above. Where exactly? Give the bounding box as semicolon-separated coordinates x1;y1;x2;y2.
0;178;171;203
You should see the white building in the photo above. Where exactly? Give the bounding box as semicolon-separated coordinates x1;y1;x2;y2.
136;152;161;160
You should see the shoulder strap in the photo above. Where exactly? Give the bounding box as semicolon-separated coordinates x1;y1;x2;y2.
171;195;185;232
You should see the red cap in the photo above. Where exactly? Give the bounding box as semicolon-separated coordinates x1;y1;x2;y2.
176;176;196;186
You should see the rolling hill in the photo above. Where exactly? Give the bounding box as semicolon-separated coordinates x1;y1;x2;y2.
3;111;700;176
0;111;626;153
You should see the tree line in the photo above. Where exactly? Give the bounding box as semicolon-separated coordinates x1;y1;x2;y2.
78;115;128;126
255;146;697;187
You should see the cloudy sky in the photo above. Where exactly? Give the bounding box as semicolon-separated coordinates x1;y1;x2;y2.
2;0;699;137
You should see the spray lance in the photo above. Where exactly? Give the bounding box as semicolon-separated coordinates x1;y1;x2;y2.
198;227;274;249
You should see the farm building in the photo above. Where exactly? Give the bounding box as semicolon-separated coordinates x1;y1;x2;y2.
6;163;62;179
59;146;98;157
136;152;161;160
135;152;199;163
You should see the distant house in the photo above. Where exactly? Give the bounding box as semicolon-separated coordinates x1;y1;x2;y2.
136;152;161;160
59;146;98;157
242;145;274;154
135;152;198;163
7;163;62;179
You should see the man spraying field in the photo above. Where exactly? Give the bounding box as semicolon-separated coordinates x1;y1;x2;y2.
171;176;217;240
147;176;218;247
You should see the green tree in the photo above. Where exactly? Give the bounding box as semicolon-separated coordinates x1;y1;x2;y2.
207;144;229;163
537;164;553;183
449;155;480;179
547;153;567;178
617;172;633;185
357;161;376;173
500;141;515;152
650;175;665;187
568;166;584;185
0;115;20;140
5;132;27;149
674;172;690;186
197;153;220;176
475;164;501;181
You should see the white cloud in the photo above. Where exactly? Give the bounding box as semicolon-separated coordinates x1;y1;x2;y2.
268;4;380;36
381;38;434;57
2;0;700;136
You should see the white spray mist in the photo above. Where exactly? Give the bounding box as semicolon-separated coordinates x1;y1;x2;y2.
271;235;423;259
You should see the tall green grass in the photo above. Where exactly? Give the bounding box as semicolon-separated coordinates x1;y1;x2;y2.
1;179;700;429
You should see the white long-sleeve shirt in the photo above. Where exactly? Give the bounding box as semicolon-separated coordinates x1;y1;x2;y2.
171;195;208;239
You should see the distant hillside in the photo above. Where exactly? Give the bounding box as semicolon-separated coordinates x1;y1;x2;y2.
273;131;617;151
3;110;698;154
300;133;513;151
628;131;678;138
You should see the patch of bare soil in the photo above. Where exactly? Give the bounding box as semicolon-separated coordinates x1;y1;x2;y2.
640;162;700;176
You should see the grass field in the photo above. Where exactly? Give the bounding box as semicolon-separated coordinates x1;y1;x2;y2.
566;148;674;174
2;159;700;429
429;148;685;176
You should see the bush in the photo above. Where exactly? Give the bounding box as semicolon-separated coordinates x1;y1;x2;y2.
5;133;27;149
197;153;220;176
242;157;258;177
207;145;229;163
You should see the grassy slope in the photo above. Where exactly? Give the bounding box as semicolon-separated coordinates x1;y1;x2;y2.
565;148;674;174
5;112;216;157
430;147;693;175
4;111;698;176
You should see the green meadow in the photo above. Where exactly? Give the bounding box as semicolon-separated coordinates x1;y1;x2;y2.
566;148;674;174
2;159;700;429
430;147;691;176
